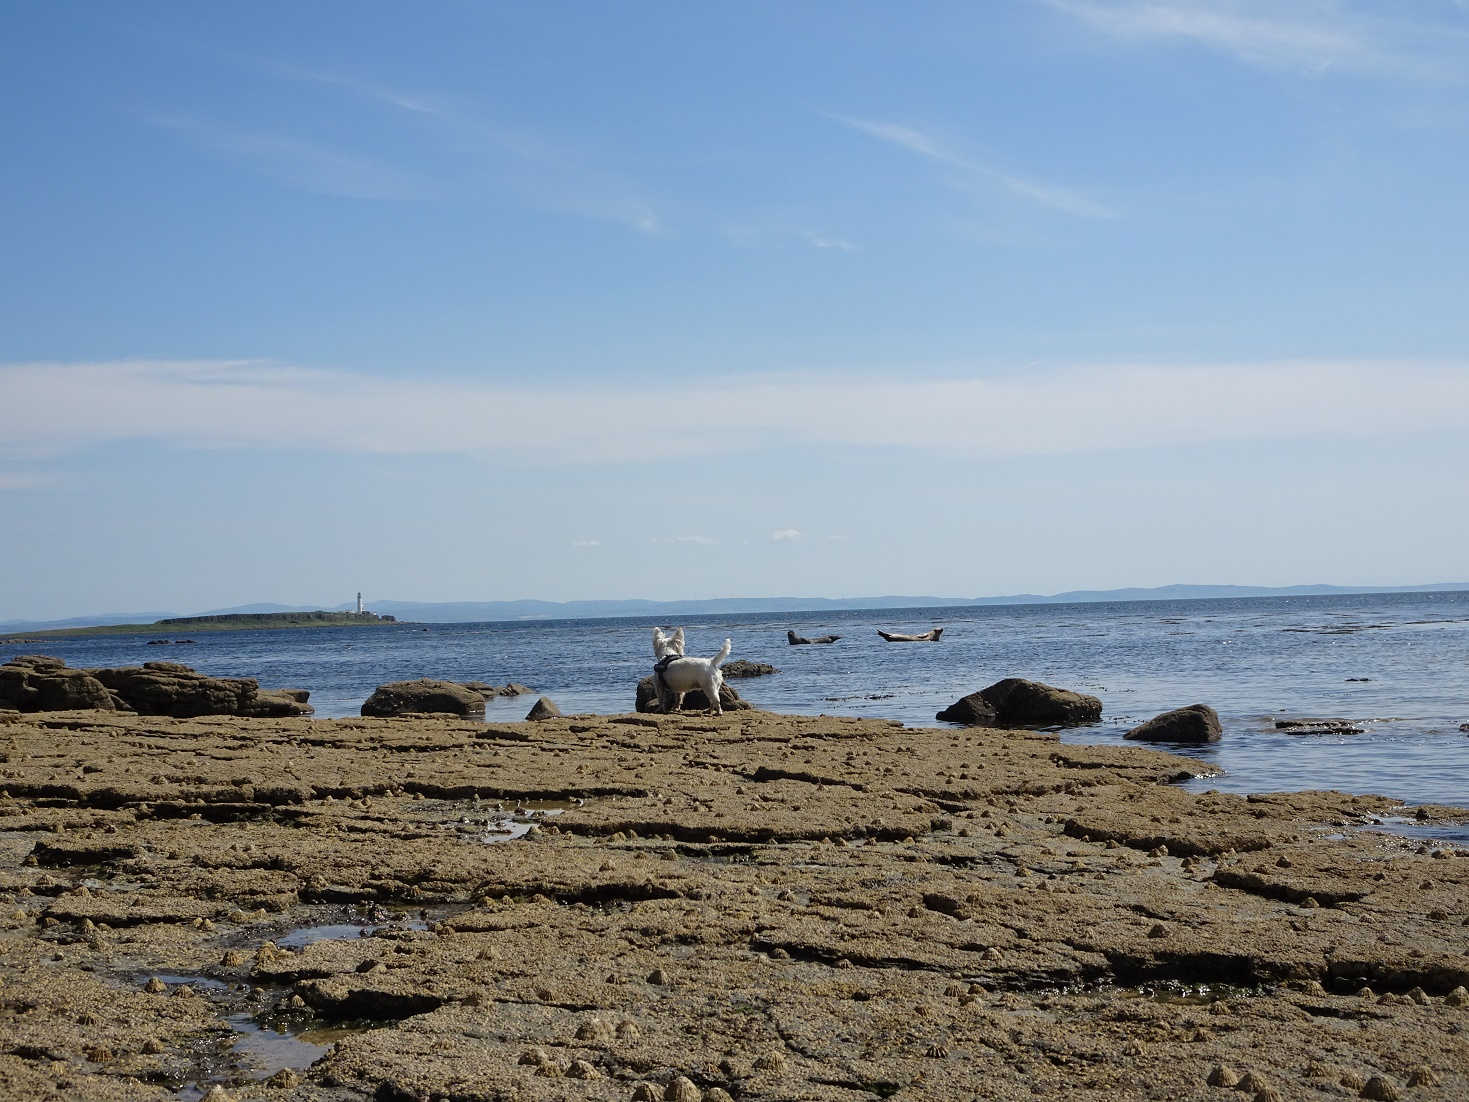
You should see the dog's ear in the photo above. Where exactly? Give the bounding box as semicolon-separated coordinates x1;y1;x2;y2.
672;627;685;650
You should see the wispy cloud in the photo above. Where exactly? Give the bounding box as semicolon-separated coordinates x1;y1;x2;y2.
801;231;859;252
149;114;437;200
5;358;1468;467
771;528;802;542
572;538;602;549
1044;1;1465;80
251;63;664;233
833;115;1117;220
265;62;447;118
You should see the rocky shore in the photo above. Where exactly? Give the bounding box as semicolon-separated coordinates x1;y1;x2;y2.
1;707;1466;1101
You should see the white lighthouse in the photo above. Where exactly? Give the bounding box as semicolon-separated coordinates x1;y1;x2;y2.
356;592;364;614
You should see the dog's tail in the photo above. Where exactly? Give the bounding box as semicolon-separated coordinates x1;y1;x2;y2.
712;638;732;668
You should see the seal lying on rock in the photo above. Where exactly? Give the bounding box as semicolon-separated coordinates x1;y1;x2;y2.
787;631;841;645
877;627;943;642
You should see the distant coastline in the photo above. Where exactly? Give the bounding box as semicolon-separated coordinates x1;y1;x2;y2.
0;610;399;641
4;582;1467;637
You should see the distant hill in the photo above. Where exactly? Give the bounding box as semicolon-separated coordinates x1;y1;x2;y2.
4;583;1464;633
365;583;1468;622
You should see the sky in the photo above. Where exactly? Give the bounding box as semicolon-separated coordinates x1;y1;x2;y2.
3;1;1468;621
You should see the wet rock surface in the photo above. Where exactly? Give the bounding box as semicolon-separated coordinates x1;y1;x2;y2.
0;709;1466;1100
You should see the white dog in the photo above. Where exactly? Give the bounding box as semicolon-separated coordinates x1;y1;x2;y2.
649;626;732;715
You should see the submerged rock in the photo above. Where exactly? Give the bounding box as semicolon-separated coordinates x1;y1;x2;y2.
1274;718;1364;735
1125;704;1222;743
722;660;777;678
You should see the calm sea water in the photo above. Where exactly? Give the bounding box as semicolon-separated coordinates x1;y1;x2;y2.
10;591;1469;811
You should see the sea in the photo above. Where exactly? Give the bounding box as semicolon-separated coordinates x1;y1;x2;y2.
9;590;1468;819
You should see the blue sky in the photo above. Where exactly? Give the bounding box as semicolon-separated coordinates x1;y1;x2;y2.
3;1;1468;620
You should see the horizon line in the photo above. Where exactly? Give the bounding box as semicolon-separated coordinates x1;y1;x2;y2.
5;580;1467;633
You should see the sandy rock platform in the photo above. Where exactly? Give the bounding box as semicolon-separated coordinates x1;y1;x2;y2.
1;708;1466;1100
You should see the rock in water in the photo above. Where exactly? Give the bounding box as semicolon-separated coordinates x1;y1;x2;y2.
635;676;750;713
936;692;1000;726
722;660;777;678
361;679;486;718
1125;704;1222;743
976;678;1101;727
526;697;561;720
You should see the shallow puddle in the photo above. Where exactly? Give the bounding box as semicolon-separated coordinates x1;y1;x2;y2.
174;1012;371;1099
145;973;231;992
1362;817;1469;848
477;799;571;844
224;1011;338;1072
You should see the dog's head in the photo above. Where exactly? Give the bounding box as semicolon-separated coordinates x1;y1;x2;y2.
652;626;686;659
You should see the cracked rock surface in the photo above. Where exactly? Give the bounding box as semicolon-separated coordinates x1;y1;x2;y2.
1;709;1466;1100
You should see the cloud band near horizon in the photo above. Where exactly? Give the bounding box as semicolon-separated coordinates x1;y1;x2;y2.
2;358;1466;476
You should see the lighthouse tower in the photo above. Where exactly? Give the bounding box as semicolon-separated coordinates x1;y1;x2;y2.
356;592;364;614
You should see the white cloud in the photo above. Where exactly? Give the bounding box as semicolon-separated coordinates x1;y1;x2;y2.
572;538;602;548
4;358;1468;467
771;528;802;542
833;114;1117;220
674;535;717;546
1043;1;1463;79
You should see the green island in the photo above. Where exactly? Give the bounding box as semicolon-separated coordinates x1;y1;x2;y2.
0;610;400;641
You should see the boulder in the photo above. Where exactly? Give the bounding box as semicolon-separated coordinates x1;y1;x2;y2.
361;679;485;718
722;660;777;679
635;676;751;714
976;678;1101;727
935;692;999;726
243;689;315;718
1;656;313;717
0;656;116;712
89;662;260;718
1125;704;1222;744
526;697;561;721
